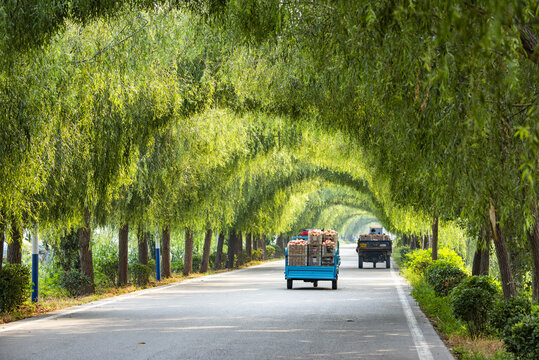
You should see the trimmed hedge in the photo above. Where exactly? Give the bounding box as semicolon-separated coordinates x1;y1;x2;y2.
0;264;31;312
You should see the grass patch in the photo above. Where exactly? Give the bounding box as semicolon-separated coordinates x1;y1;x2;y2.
410;276;466;336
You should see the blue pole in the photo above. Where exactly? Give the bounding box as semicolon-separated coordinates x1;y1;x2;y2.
155;230;161;281
31;226;39;302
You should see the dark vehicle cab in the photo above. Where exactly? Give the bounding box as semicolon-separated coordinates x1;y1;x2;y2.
356;226;392;269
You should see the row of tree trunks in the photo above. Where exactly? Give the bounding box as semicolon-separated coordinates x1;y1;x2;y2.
162;226;171;278
421;233;429;250
199;229;212;273
118;223;129;286
407;234;421;250
183;228;194;276
528;202;539;302
7;221;21;264
246;233;252;261
489;201;517;298
431;215;439;260
78;207;95;294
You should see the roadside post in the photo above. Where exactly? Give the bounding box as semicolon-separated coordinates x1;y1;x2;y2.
31;225;39;302
155;229;161;281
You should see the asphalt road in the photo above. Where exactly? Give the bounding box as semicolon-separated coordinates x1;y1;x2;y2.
0;244;453;360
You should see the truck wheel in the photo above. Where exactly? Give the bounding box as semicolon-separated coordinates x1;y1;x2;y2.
332;278;338;290
373;262;376;269
287;279;293;289
313;281;318;288
386;255;391;269
358;256;363;269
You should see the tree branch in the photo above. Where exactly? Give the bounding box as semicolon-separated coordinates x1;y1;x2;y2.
72;20;148;65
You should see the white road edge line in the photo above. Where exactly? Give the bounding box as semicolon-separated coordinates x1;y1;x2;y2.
391;267;434;360
0;259;282;334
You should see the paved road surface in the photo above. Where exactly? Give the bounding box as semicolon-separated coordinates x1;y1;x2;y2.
0;245;453;360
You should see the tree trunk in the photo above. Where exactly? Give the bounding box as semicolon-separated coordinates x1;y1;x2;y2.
183;228;194;276
162;226;171;278
277;234;284;250
528;202;539;302
489;201;516;298
236;231;243;267
253;234;259;251
214;231;225;270
137;225;148;265
410;235;416;250
480;228;490;275
432;215;439;260
147;232;155;260
246;233;252;261
472;248;482;276
78;207;95;294
262;234;268;260
118;223;129;286
7;221;22;264
199;229;212;273
226;231;236;269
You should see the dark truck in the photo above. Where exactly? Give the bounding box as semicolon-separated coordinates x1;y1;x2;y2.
356;226;392;269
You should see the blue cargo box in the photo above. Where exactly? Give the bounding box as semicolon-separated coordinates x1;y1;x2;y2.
285;236;340;290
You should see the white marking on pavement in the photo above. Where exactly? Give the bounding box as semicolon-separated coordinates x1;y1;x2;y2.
391;267;434;360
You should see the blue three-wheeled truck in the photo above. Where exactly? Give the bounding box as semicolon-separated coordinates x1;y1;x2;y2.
284;235;340;290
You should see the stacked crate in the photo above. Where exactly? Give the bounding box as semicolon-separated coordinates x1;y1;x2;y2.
321;230;338;266
360;234;390;241
287;240;308;266
307;230;323;266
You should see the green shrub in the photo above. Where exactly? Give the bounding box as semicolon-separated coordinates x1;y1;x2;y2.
406;249;433;274
398;246;411;264
426;260;467;296
252;249;263;261
130;263;151;286
148;259;156;276
93;239;118;287
489;296;532;336
192;254;202;271
0;264;31;312
59;269;92;297
266;245;275;259
451;276;501;337
171;261;183;273
405;248;465;276
503;313;539;360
